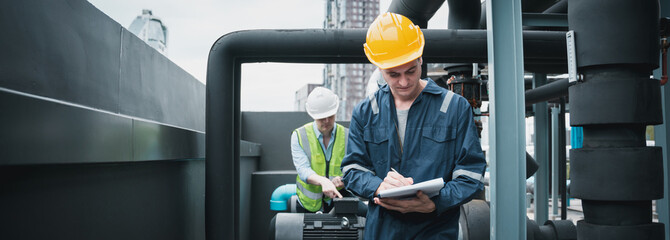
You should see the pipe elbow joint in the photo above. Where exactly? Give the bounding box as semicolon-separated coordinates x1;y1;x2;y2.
270;184;297;211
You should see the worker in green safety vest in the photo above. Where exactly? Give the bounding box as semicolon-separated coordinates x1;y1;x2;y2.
290;87;349;213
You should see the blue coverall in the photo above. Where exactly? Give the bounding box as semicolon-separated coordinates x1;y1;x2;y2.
341;79;487;239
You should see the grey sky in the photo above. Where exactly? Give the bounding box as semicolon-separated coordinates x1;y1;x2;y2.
88;0;448;111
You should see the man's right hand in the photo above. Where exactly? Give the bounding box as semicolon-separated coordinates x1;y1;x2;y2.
374;171;414;196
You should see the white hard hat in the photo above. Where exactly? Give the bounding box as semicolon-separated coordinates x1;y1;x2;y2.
306;87;339;119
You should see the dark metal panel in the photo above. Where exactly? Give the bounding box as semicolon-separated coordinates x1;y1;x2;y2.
119;27;168;124
182;160;207;240
0;88;208;166
166;62;206;131
240;140;261;157
119;29;205;132
241;112;312;171
0;0;121;112
132;120;205;161
0;160;205;240
0;1;205;132
0;88;132;165
239;155;259;240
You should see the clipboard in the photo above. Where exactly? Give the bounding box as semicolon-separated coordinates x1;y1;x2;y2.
377;178;445;199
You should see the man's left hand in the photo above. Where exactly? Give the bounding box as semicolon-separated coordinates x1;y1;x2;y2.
373;191;436;214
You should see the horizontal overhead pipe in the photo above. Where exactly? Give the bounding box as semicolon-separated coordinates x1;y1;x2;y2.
525;78;569;105
207;29;567;68
205;28;567;240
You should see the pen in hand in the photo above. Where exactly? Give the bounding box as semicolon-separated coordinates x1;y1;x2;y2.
390;167;413;186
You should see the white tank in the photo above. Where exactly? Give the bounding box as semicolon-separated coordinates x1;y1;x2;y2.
129;9;168;55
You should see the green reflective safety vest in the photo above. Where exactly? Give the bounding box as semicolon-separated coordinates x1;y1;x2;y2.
295;122;348;212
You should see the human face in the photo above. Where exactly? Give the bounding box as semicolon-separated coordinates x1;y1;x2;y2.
315;115;335;136
380;58;423;101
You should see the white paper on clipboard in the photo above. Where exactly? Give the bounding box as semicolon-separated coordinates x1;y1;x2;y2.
377;178;445;199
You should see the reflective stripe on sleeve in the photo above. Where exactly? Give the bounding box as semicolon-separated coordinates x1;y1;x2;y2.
369;94;379;114
452;169;483;182
342;163;376;176
440;91;455;113
297;182;323;200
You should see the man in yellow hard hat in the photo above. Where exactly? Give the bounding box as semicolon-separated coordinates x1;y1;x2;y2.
290;87;349;213
341;12;487;239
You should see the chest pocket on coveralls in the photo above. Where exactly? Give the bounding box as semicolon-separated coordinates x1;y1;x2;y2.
420;126;457;166
363;128;389;165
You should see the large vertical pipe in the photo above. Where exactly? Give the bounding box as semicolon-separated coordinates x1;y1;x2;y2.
486;0;526;239
206;35;238;240
534;73;550;224
568;0;664;239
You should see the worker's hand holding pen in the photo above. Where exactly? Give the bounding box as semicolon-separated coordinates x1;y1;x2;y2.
373;168;436;213
374;168;414;196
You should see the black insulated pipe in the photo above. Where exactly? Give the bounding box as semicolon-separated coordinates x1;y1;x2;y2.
447;0;481;29
542;0;567;14
387;0;445;28
524;78;568;106
459;200;577;240
568;0;664;239
205;28;568;240
526;152;539;179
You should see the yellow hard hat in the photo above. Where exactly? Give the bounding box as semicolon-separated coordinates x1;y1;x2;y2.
363;12;425;69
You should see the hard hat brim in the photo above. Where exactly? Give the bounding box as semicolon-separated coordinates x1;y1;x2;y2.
364;34;425;70
307;101;339;120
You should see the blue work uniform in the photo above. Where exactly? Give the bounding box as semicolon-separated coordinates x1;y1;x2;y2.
341;79;487;239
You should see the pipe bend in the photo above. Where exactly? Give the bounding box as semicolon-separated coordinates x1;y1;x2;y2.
270;184;297;211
